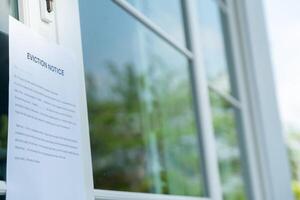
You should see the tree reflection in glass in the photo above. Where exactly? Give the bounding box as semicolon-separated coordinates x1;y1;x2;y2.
85;55;205;196
210;91;247;200
79;0;206;196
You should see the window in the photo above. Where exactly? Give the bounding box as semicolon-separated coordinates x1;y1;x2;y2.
79;0;250;199
0;0;269;199
126;0;186;45
79;0;206;197
197;0;249;199
197;0;236;96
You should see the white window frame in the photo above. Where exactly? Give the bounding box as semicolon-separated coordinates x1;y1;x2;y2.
0;0;293;200
232;0;294;200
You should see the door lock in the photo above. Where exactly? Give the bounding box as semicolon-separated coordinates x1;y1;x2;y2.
46;0;54;13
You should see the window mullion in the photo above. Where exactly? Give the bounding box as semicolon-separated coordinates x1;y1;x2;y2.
183;0;223;199
111;0;194;59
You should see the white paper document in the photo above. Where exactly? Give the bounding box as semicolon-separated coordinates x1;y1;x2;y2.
7;17;88;200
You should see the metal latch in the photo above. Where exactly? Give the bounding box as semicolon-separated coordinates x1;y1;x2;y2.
46;0;54;13
40;0;54;23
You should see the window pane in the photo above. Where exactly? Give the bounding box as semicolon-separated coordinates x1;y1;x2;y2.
198;1;247;199
79;0;206;196
0;0;18;34
210;91;247;200
0;0;9;33
10;0;19;19
126;0;186;45
198;0;236;96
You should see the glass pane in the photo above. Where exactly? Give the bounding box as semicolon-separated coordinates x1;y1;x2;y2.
0;0;9;33
10;0;19;19
0;0;18;34
79;0;205;196
126;0;186;45
198;0;236;96
210;91;247;200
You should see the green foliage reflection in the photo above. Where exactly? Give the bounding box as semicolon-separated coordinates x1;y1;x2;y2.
210;91;247;200
86;61;204;196
287;130;300;200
